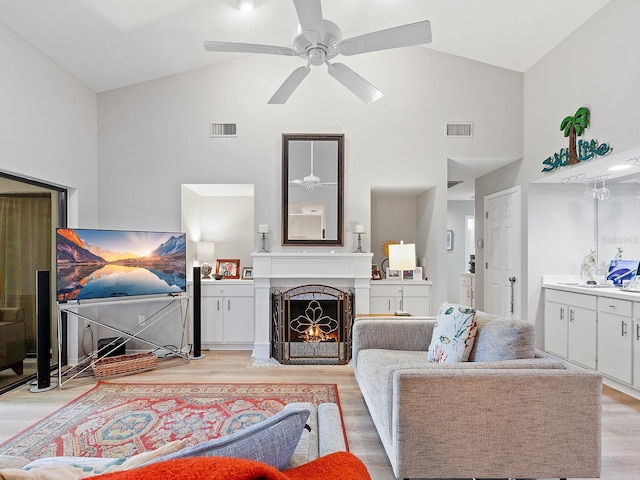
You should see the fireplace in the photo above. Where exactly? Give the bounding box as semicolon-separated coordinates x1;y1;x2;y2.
271;285;354;365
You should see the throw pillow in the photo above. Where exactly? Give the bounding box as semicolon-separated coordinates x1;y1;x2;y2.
150;406;311;471
427;303;477;363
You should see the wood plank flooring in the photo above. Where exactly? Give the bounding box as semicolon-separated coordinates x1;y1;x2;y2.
1;351;639;480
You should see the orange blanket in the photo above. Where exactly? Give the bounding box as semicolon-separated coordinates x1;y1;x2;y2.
91;452;370;480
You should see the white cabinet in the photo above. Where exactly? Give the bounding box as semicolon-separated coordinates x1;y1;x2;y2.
544;289;597;369
459;273;475;307
370;281;431;316
201;281;254;349
598;297;633;384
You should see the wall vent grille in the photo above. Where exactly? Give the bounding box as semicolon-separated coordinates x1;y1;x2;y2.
210;123;237;138
445;122;473;138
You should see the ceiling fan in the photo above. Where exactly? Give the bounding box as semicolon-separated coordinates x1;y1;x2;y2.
290;141;336;191
203;0;432;104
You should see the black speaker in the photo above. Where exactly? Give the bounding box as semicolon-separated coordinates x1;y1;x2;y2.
31;270;56;392
191;266;204;359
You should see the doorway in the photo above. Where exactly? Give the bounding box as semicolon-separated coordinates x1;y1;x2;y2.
483;186;521;318
0;173;66;394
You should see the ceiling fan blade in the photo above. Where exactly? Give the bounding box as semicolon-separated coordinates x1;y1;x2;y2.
327;63;383;104
268;66;311;104
203;40;296;56
293;0;324;44
338;20;432;56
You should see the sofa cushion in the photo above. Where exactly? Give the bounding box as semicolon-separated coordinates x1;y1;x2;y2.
427;303;477;363
152;406;311;471
469;316;535;362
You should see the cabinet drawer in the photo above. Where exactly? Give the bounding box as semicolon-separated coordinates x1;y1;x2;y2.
545;289;596;309
201;283;253;297
459;276;472;287
598;297;632;317
370;284;402;297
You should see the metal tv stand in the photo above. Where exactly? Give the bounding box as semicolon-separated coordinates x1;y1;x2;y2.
57;295;190;389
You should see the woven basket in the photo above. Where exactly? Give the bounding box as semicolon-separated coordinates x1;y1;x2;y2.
92;352;158;378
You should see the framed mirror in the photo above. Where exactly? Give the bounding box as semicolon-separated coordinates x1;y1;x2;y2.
282;133;344;246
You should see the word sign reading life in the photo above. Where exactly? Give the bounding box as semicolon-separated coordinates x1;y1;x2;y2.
541;106;612;173
541;139;612;173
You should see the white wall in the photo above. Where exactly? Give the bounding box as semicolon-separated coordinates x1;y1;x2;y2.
371;194;418;270
474;0;640;342
447;200;475;302
97;46;523;311
0;23;98;227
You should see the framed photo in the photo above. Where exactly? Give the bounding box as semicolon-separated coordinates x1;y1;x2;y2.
413;266;423;281
446;230;454;251
372;266;382;280
403;269;413;280
387;269;400;278
242;267;253;280
216;259;240;279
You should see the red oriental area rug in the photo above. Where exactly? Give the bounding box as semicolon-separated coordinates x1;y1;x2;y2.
0;382;341;459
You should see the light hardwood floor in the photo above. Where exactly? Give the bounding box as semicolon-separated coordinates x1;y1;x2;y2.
1;351;640;480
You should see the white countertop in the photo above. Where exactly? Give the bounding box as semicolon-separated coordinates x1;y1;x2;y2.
543;280;640;301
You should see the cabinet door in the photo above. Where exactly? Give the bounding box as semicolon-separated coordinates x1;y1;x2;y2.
403;296;430;316
370;296;396;314
598;311;632;383
568;305;597;369
459;284;472;306
634;317;640;387
202;296;223;343
223;297;255;343
544;300;568;358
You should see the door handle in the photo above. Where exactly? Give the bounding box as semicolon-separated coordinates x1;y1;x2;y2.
508;276;517;315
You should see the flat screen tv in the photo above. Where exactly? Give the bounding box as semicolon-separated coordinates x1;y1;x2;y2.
606;259;640;286
56;228;187;302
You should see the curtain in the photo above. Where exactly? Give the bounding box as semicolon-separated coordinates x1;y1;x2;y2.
0;194;52;353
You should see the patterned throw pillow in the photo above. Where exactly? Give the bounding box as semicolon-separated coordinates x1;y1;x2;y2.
428;303;478;363
152;406;311;471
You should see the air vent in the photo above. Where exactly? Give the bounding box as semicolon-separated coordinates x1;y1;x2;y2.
210;123;237;138
445;122;473;138
448;180;463;188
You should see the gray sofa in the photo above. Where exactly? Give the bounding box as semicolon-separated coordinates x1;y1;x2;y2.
353;311;602;480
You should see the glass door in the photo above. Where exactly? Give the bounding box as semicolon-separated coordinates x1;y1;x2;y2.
0;174;66;394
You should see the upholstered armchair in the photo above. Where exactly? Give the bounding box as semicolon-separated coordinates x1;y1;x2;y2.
0;307;26;375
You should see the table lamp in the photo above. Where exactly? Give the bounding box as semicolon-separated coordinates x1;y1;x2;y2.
388;241;416;316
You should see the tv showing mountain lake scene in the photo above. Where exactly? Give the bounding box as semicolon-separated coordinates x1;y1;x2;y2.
56;228;187;302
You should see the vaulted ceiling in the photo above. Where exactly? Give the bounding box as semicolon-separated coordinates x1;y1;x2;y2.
0;0;612;200
0;0;610;93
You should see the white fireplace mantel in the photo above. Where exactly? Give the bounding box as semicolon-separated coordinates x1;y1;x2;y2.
250;252;373;358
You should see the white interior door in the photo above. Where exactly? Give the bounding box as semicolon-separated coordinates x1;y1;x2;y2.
484;187;521;318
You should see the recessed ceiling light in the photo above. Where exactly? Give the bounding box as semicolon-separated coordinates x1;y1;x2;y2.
236;0;255;12
608;164;633;171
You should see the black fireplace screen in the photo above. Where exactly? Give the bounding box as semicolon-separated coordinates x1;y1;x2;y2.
271;285;354;364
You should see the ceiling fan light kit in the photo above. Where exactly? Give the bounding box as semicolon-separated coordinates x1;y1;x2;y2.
206;0;432;103
236;0;255;12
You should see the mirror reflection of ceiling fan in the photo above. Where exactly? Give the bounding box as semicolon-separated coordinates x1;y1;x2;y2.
290;141;336;191
203;0;432;104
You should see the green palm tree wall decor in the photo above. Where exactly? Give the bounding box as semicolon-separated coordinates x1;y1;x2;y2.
560;107;590;165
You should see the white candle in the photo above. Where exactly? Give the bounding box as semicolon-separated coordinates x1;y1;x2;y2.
259;224;269;233
355;224;364;233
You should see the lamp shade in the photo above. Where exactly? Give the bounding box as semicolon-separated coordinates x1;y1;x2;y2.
389;242;416;271
197;241;215;262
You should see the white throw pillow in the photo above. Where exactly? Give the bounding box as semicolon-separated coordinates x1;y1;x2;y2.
428;303;478;363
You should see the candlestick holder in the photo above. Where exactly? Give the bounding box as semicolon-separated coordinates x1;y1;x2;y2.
354;232;365;253
260;232;270;253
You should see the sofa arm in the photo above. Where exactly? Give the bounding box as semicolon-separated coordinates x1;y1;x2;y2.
390;367;602;479
352;319;435;368
0;307;25;323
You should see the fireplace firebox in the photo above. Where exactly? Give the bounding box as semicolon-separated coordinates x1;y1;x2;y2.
271;285;354;365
